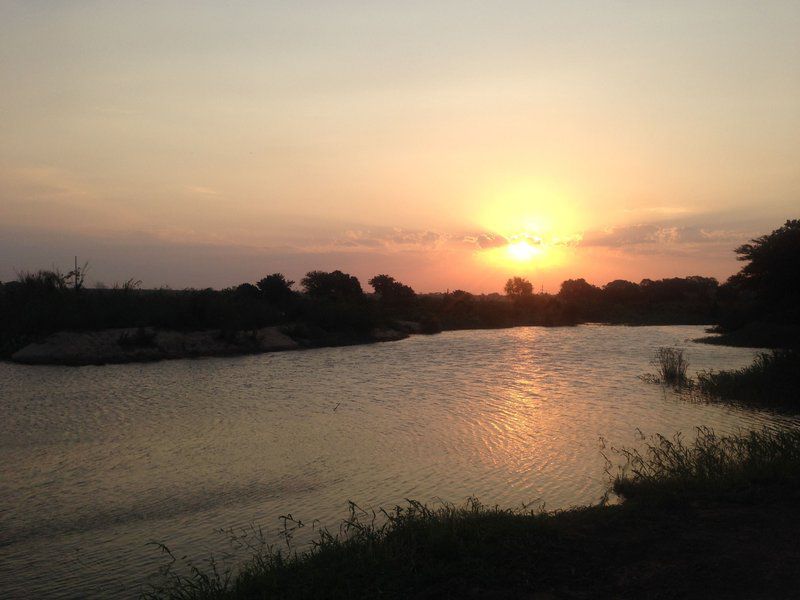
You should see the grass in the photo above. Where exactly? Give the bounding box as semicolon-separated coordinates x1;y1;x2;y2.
643;347;689;387
142;428;800;600
643;347;798;410
694;350;800;409
612;426;800;502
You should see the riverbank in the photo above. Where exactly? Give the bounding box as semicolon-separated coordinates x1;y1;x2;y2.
8;324;411;366
145;428;800;599
8;319;732;366
692;349;800;411
694;321;800;350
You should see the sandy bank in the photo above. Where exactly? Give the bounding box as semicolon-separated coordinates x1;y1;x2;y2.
9;322;413;366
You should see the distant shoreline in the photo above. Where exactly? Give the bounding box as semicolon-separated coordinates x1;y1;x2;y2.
6;321;744;367
6;324;418;367
7;324;413;367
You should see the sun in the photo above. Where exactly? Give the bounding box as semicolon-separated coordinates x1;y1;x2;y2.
471;177;583;272
506;239;541;262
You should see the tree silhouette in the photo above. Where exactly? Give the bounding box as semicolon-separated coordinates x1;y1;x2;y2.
730;219;800;304
368;274;416;302
235;283;260;298
504;277;533;297
558;278;601;302
301;270;364;301
257;273;296;305
602;280;640;304
66;259;89;292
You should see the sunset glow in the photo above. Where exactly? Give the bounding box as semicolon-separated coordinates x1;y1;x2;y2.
0;2;798;292
2;4;799;596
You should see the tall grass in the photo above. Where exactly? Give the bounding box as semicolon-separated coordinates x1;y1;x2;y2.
647;346;689;386
141;499;550;600
613;426;800;502
695;349;800;408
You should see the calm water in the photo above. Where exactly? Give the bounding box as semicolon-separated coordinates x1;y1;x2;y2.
1;325;797;598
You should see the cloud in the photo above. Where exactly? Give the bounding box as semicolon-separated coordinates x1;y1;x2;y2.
332;227;445;251
579;224;747;249
390;229;442;246
465;233;508;249
620;205;696;217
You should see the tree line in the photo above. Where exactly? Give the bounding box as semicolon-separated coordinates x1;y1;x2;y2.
1;219;797;356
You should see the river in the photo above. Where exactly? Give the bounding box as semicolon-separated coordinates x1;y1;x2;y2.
1;325;797;598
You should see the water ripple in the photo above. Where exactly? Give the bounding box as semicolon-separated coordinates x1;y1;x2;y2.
1;325;797;598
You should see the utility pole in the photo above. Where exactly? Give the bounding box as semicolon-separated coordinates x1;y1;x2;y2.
74;256;78;291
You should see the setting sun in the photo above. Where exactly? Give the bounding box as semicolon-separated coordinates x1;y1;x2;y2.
507;238;542;262
468;178;585;278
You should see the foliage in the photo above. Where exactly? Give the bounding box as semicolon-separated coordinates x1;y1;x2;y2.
0;269;729;358
368;274;415;303
731;219;800;303
15;269;68;292
5;233;791;358
613;426;800;502
301;270;364;301
256;274;296;305
503;276;533;297
557;278;601;303
65;260;90;291
714;219;800;347
695;349;800;408
602;279;641;304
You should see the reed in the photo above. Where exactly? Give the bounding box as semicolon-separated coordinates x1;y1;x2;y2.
646;346;689;386
694;349;799;408
612;426;800;501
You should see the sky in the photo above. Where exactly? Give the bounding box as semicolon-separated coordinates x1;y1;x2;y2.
1;1;798;293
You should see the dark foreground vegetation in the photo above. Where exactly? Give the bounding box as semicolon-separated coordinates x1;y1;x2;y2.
144;427;800;600
694;349;800;410
701;219;800;349
644;345;800;411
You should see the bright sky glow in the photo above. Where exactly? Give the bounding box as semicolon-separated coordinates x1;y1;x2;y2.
507;240;542;263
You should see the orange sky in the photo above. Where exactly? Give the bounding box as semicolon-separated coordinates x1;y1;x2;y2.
1;2;798;292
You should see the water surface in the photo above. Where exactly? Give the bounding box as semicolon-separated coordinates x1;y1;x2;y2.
1;325;796;598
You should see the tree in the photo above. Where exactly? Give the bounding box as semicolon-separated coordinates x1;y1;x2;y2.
368;274;416;302
256;273;296;304
504;276;533;297
301;270;364;301
730;219;800;303
558;278;601;302
235;282;260;298
602;280;641;305
640;277;717;304
65;258;89;292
